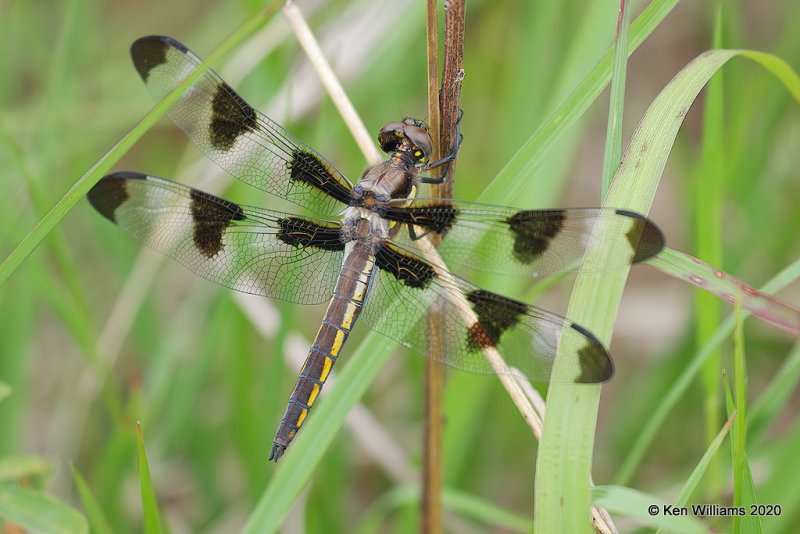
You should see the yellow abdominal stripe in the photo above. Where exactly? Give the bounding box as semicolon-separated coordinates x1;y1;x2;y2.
296;408;308;427
319;354;335;382
329;330;345;357
307;383;321;406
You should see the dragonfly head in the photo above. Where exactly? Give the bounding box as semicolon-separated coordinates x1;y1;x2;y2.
378;118;431;164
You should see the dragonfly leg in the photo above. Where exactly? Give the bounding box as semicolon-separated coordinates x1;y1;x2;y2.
419;109;464;184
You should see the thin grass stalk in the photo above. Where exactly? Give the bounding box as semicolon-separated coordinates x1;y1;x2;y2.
616;254;800;486
697;0;726;501
136;423;162;534
282;0;380;163
422;1;444;532
0;0;284;287
480;0;679;204
731;296;754;533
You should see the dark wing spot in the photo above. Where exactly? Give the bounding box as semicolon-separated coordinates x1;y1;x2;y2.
506;210;565;264
289;151;353;204
383;204;460;236
375;242;436;289
130;36;175;82
209;82;258;151
570;323;613;383
87;172;145;223
465;290;526;350
615;210;665;263
276;217;344;251
189;188;245;258
466;322;494;350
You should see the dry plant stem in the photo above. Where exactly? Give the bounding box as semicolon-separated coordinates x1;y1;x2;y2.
422;311;445;534
425;0;442;163
282;0;381;164
437;0;466;187
421;1;464;532
422;0;444;532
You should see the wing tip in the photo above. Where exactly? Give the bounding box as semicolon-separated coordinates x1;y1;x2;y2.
88;172;144;223
130;35;188;81
615;209;665;263
569;323;614;383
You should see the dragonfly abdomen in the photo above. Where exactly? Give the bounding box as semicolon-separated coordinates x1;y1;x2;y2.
269;242;376;462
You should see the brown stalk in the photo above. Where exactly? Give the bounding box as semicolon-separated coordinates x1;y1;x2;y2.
422;1;466;533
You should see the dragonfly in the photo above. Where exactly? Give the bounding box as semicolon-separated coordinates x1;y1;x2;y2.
87;36;665;461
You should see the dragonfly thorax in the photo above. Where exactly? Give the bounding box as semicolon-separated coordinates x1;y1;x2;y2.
342;207;388;246
352;160;419;209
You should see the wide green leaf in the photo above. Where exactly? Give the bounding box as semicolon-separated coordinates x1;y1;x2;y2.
535;50;800;533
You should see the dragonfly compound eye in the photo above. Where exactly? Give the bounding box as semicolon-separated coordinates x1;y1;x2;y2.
378;121;406;153
404;125;432;162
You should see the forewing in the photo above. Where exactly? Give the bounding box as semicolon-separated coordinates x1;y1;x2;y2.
360;240;613;383
87;172;345;304
384;199;664;277
130;35;353;216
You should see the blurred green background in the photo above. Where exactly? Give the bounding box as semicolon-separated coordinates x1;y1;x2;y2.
1;0;799;531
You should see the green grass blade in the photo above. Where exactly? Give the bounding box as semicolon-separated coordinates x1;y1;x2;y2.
728;302;762;534
593;485;707;533
696;1;726;499
0;383;9;403
0;1;282;288
0;123;97;356
136;422;162;534
70;465;114;534
479;0;679;204
615;254;800;486
671;412;735;510
0;482;88;534
612;50;800;487
600;0;631;196
749;341;800;440
243;335;394;533
535;49;799;533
